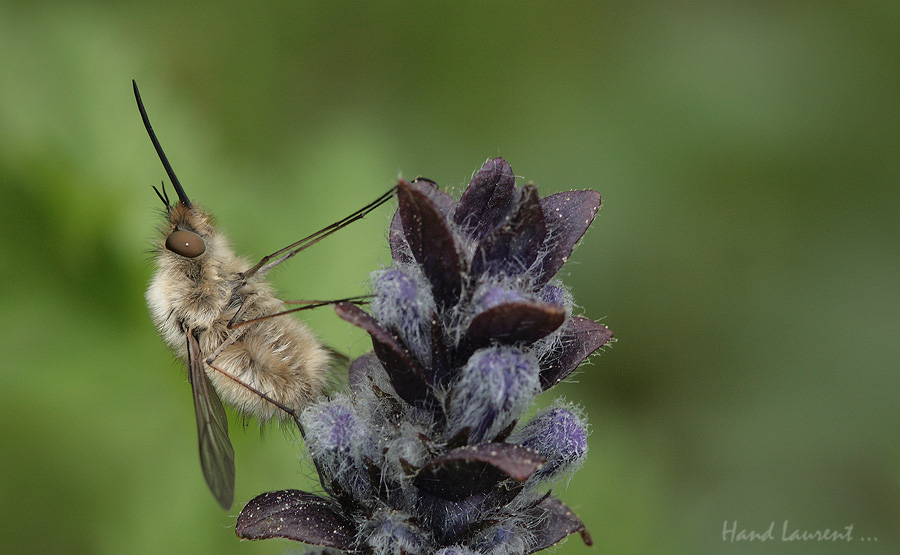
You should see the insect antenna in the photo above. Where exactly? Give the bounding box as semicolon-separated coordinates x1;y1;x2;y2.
152;181;171;209
243;186;397;279
133;80;193;208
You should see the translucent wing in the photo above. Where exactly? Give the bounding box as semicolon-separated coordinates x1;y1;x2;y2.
324;347;351;375
186;329;235;510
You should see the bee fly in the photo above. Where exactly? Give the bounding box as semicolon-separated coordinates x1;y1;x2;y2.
134;81;394;509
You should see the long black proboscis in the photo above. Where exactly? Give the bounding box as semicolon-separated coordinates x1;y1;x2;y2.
133;80;192;208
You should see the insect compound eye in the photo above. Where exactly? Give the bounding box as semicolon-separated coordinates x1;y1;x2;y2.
165;230;206;258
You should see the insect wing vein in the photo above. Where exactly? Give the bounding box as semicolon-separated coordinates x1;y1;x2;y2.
187;330;236;510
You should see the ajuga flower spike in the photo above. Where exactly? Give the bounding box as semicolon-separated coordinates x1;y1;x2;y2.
236;158;613;554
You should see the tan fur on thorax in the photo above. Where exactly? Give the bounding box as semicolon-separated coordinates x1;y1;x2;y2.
146;201;330;423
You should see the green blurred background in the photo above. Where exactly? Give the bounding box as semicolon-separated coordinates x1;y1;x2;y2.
1;1;898;553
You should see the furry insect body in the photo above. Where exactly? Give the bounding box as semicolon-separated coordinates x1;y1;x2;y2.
146;200;330;423
134;81;392;509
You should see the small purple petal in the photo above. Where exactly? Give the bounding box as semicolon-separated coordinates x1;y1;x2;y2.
413;443;545;501
471;185;546;277
539;316;612;390
410;176;458;216
523;496;593;553
454;157;516;240
390;178;457;265
534;190;602;285
398;180;464;306
335;302;434;409
429;312;452;387
463;301;566;353
236;490;356;549
389;210;414;265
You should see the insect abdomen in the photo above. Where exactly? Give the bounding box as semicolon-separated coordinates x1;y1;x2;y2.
204;290;330;422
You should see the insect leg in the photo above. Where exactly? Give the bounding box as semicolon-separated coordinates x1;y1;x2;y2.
204;358;303;431
228;294;371;330
242;186;397;279
197;295;255;367
204;357;341;499
205;295;311;427
203;326;248;370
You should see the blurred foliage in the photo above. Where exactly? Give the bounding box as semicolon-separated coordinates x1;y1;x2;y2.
1;1;898;553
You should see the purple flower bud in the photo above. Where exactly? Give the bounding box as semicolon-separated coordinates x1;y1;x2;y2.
366;512;427;554
540;284;567;306
301;401;359;454
473;524;528;555
371;269;434;363
300;398;374;497
514;407;588;480
474;287;527;310
384;428;429;471
435;547;483;555
447;347;540;444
